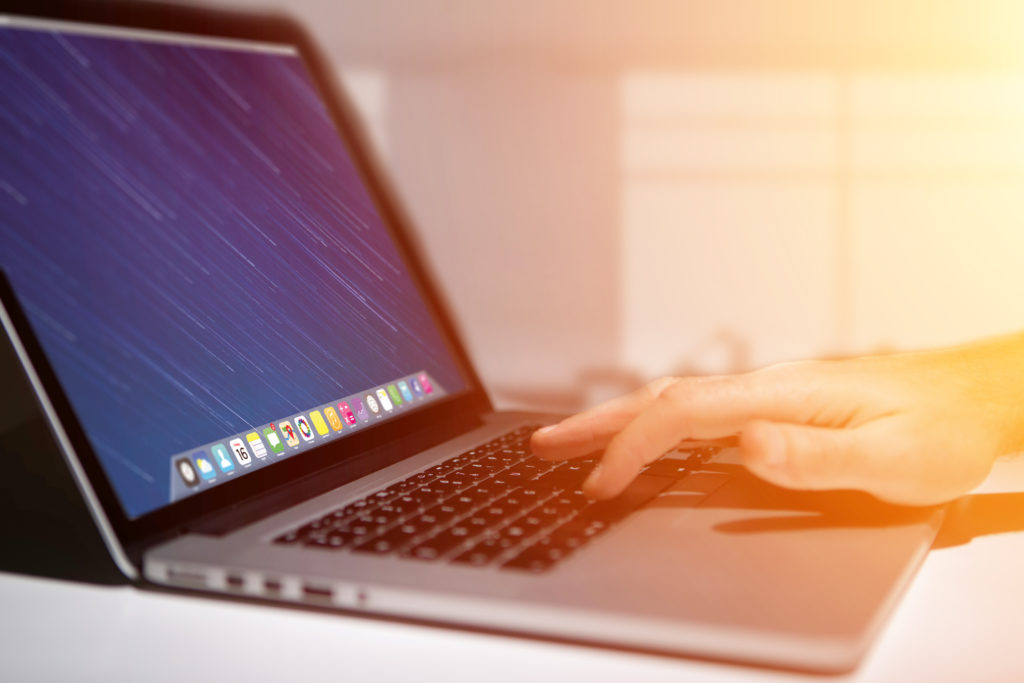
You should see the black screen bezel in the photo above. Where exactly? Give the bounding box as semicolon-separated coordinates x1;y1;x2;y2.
0;0;492;550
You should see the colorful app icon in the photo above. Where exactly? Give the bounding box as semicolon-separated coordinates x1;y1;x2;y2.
229;438;253;466
175;457;200;487
194;451;216;481
410;377;424;396
246;432;268;459
352;397;369;422
279;420;300;447
309;410;330;436
376;388;393;411
387;384;403;406
263;426;285;454
211;443;234;473
366;394;380;415
418;373;433;394
337;401;357;425
398;381;414;402
323;407;344;432
295;415;315;442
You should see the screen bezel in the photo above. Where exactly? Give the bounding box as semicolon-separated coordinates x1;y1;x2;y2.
0;0;493;552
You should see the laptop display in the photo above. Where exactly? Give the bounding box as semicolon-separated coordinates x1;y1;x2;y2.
0;19;468;519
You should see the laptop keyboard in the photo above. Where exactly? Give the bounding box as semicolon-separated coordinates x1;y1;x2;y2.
274;425;720;572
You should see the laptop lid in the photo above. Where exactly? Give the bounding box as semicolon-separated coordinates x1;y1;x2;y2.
0;2;491;561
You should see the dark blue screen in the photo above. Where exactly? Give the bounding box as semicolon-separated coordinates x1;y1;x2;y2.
0;26;466;518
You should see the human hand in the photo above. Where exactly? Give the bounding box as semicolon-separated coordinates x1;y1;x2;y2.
531;338;1024;506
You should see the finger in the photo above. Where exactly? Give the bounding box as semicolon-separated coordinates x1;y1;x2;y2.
739;419;876;492
584;376;802;499
531;377;676;461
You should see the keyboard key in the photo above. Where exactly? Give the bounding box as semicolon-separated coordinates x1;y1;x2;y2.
352;522;425;554
277;426;675;574
503;541;567;572
407;525;477;560
453;532;520;565
451;541;505;566
642;459;690;479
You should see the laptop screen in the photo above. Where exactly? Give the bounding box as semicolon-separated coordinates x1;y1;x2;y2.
0;17;469;519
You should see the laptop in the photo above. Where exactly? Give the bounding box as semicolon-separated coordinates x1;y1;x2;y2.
0;1;943;673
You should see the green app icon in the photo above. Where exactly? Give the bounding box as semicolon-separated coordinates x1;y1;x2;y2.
387;384;403;406
263;426;285;454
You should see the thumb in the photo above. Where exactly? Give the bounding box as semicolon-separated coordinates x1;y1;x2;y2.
740;419;874;492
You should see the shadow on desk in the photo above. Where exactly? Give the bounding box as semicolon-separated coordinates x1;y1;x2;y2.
0;417;127;585
932;493;1024;549
649;463;1024;549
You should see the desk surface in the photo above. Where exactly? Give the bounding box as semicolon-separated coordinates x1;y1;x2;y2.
6;460;1024;682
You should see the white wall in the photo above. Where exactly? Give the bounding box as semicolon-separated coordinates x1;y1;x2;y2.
167;0;1024;409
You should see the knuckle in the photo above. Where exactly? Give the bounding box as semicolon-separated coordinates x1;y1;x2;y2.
643;376;678;400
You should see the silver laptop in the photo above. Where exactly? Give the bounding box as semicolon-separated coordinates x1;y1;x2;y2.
0;5;943;673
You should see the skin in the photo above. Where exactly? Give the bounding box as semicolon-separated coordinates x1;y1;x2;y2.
531;333;1024;506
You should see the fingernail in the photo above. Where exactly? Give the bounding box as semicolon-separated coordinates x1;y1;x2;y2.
584;463;603;489
535;425;557;436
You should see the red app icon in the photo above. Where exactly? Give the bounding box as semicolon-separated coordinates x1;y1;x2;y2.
338;401;357;425
418;373;433;394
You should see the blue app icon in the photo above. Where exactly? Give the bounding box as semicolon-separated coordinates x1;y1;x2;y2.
398;380;414;402
194;450;216;481
211;443;234;473
410;377;424;396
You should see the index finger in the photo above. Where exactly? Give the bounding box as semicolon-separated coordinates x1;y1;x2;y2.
531;377;677;461
584;372;816;499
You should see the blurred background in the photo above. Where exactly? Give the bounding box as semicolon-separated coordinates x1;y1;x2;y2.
163;0;1024;412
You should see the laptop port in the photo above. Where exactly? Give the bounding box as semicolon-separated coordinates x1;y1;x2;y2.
166;566;208;587
226;573;245;590
302;583;333;603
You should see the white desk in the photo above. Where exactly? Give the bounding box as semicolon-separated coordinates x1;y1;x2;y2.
5;461;1024;682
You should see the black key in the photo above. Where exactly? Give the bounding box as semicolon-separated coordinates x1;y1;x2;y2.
352;522;424;554
642;459;690;479
460;482;498;502
447;493;484;515
497;521;530;543
419;502;462;528
549;490;590;512
451;538;508;566
325;527;366;548
485;474;518;491
275;531;301;544
343;518;386;538
489;493;535;518
478;502;512;525
305;535;342;549
502;541;567;572
464;514;492;529
539;523;588;552
532;503;570;524
370;504;408;526
297;518;330;535
406;486;446;506
534;463;592;491
390;495;425;513
504;463;540;484
575;473;672;526
466;459;506;475
432;478;466;493
407;525;476;560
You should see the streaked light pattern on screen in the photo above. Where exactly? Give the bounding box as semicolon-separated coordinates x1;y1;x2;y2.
0;25;464;518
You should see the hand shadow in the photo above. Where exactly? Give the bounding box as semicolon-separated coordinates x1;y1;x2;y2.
931;492;1024;549
647;463;1024;548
